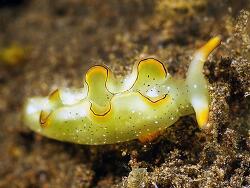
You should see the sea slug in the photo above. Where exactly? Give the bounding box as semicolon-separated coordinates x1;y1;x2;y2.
23;37;221;145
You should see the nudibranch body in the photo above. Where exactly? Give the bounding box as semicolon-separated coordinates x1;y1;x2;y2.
23;37;221;145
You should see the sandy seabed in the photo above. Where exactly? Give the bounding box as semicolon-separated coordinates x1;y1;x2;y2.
0;0;249;187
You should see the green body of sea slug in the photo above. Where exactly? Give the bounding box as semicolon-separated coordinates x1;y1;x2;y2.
23;36;221;145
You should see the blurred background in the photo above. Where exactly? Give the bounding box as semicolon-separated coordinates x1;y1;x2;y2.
0;0;249;187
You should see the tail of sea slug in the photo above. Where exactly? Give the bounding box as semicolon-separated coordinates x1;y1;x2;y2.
186;36;221;129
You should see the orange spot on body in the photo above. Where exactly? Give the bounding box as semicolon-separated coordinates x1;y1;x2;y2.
49;89;61;102
138;58;167;78
85;66;108;83
39;111;51;128
138;130;163;143
140;93;171;107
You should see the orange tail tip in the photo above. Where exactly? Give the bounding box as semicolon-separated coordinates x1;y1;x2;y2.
196;107;209;129
198;36;221;59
